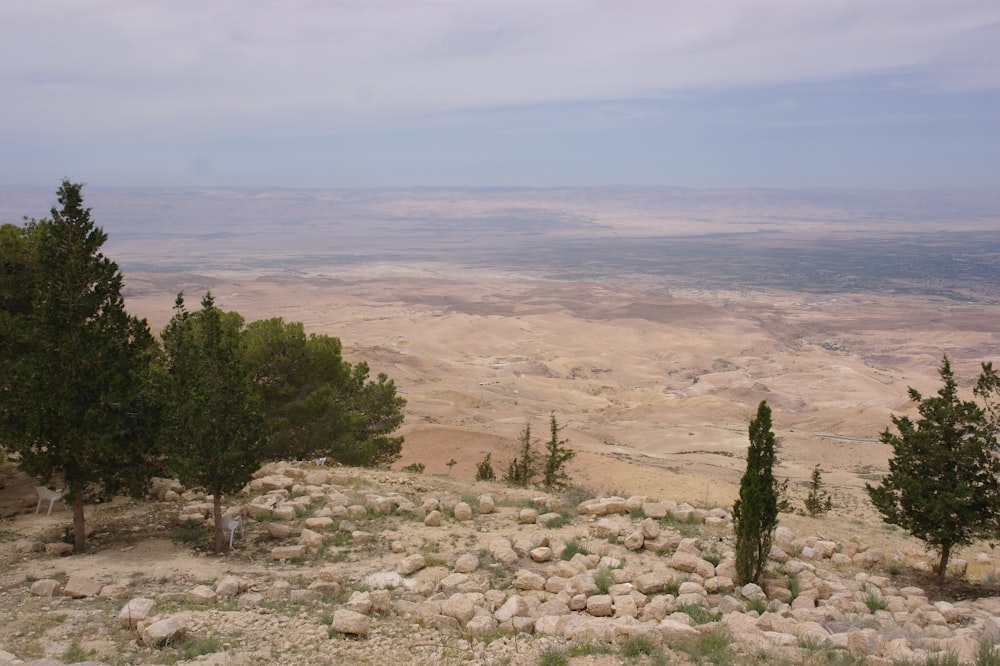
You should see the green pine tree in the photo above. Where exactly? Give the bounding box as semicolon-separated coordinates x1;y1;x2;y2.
868;356;1000;582
541;413;575;491
0;181;161;552
733;400;781;586
160;293;267;552
803;464;833;517
504;421;536;487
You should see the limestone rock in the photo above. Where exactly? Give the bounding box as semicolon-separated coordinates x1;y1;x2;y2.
270;545;306;561
30;579;61;597
64;576;102;598
185;585;218;605
455;553;480;573
15;538;43;554
142;616;187;646
453;501;473;521
45;542;74;557
118;598;156;628
398;553;428;576
331;609;371;637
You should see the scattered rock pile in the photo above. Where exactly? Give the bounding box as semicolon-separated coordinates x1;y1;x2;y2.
3;461;1000;665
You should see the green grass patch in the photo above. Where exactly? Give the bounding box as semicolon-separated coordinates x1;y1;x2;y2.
561;536;590;560
594;567;613;595
620;635;666;664
676;603;718;625
676;628;735;665
538;647;569;666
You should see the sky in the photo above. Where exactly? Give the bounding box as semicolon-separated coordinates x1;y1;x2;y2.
2;1;1000;190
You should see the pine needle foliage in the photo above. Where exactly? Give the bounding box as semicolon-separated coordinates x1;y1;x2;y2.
733;400;780;586
804;464;833;516
504;421;537;487
867;356;1000;582
541;413;575;491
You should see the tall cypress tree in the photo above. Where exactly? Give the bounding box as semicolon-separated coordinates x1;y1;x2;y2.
733;400;780;586
0;181;160;552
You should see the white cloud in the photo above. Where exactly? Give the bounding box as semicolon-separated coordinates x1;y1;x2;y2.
2;0;998;135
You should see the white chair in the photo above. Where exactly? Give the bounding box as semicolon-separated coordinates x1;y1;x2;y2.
222;515;242;549
35;487;64;516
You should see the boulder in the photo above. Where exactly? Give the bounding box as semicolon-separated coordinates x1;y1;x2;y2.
398;553;428;576
185;585;218;605
453;502;473;521
142;616;187;646
14;539;43;554
30;579;61;597
270;545;306;561
64;576;102;598
118;598;156;628
330;609;370;637
454;553;480;573
45;542;74;557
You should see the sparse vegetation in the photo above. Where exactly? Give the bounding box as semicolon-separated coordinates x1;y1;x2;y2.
804;463;833;516
475;452;496;481
402;462;425;473
503;421;537;487
561;537;590;560
540;413;575;491
593;567;613;595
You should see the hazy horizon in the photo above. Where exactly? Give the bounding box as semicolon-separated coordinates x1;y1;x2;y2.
3;2;999;190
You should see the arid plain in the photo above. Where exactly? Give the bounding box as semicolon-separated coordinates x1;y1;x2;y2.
6;186;999;524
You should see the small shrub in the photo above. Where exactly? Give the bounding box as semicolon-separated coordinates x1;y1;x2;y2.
401;462;425;474
977;642;1000;666
560;484;597;508
178;637;223;660
745;595;768;614
475;453;496;481
594;567;613;595
61;641;89;663
538;647;568;666
629;506;647;520
620;635;665;663
542;512;572;528
676;603;718;625
172;520;210;548
788;574;801;601
663;578;682;596
863;586;888;613
561;537;590;560
804;464;833;516
568;642;614;658
677;628;735;665
445;458;457;474
921;653;962;666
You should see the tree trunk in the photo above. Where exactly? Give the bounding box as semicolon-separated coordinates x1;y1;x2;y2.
936;541;952;583
213;493;225;553
72;492;86;553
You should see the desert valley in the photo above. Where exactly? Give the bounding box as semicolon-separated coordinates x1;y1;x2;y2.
1;185;999;665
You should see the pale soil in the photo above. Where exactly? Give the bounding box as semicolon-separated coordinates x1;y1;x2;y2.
123;265;1000;522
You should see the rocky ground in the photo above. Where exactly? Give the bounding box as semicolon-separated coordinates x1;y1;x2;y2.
2;461;1000;666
